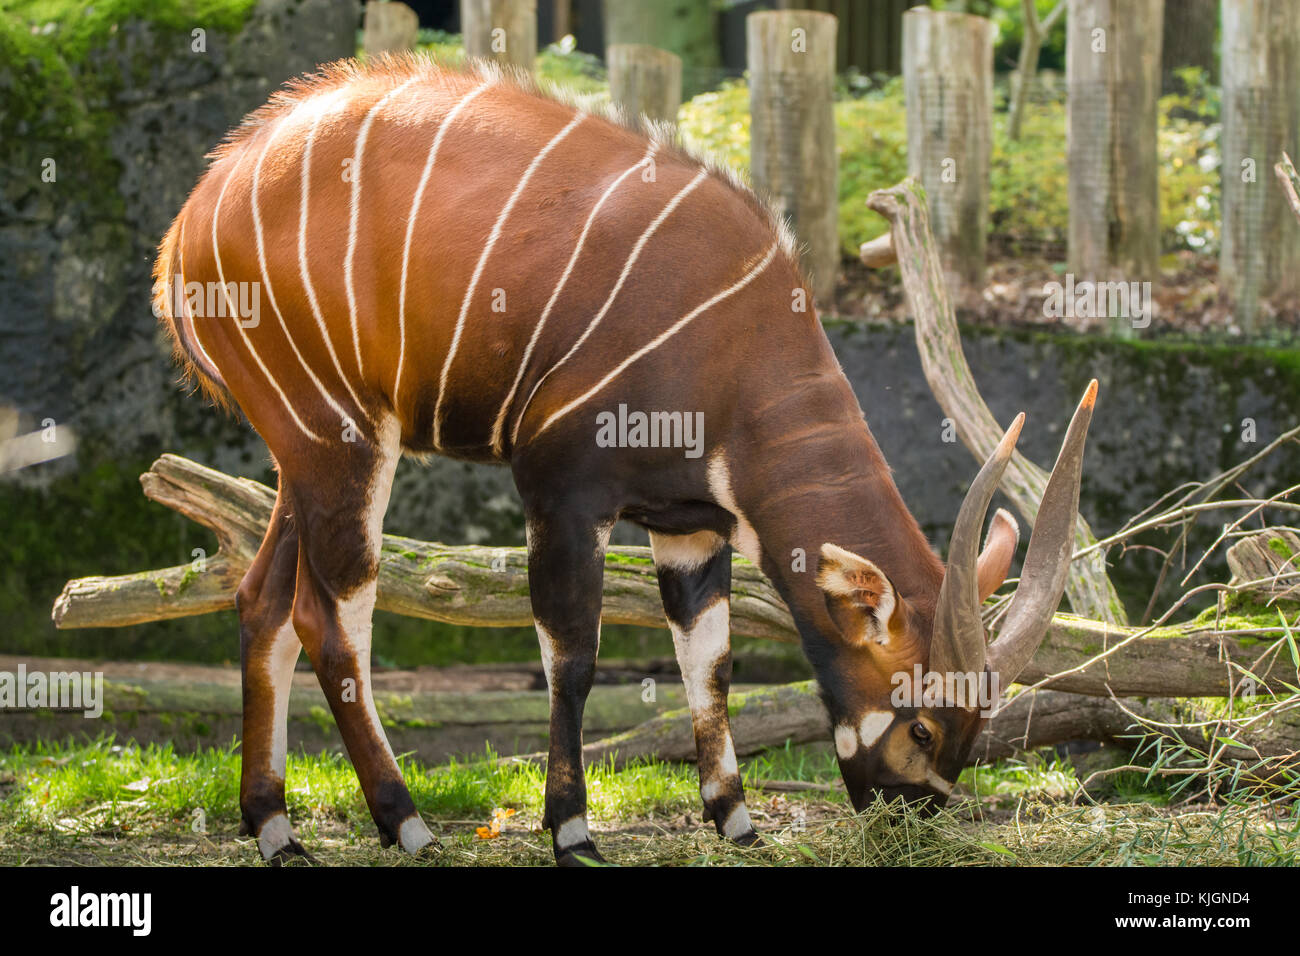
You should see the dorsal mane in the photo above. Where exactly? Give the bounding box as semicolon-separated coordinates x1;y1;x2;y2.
208;51;801;266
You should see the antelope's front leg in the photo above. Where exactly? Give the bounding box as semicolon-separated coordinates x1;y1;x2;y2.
651;532;758;846
525;505;612;866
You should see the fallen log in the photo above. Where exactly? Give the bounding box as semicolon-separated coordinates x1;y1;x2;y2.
496;681;1300;770
52;455;1300;699
864;178;1128;625
1226;528;1300;602
50;454;794;643
0;653;710;768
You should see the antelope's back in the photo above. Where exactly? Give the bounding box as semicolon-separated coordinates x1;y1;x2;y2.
155;57;799;462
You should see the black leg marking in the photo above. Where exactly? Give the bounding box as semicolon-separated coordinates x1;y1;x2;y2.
653;533;758;845
523;497;615;866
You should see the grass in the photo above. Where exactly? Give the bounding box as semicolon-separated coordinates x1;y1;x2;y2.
3;736;1295;866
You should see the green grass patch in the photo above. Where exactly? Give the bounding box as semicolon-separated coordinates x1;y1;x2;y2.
3;735;1294;866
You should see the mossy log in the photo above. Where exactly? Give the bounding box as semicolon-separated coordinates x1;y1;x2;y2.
0;654;706;767
865;178;1128;626
503;682;1300;771
52;455;1300;699
1226;528;1300;602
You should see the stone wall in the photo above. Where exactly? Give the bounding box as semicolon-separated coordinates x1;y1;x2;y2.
1;0;360;480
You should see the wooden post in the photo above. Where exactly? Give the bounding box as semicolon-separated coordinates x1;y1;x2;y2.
1221;0;1300;334
603;0;720;97
461;0;538;71
1066;0;1164;328
552;0;571;42
902;8;994;303
608;44;682;123
747;10;839;304
363;1;420;57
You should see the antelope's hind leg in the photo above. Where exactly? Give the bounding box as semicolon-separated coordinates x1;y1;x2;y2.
280;419;435;858
651;532;758;847
236;489;315;864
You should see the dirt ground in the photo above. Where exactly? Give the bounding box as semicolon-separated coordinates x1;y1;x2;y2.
834;253;1300;336
0;796;851;867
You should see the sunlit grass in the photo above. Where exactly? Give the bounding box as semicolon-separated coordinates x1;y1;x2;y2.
3;735;1294;866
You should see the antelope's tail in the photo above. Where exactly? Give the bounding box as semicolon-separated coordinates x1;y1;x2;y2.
152;215;233;411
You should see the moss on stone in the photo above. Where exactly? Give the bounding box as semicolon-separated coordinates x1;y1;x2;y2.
0;1;257;215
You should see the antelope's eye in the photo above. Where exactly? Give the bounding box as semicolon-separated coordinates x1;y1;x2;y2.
910;721;933;747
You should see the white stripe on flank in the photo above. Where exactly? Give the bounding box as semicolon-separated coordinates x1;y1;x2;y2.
395;81;492;407
298;97;370;422
211;155;322;443
431;111;587;448
344;77;420;384
251;120;351;428
492;142;658;454
175;218;221;378
535;241;780;437
513;167;708;444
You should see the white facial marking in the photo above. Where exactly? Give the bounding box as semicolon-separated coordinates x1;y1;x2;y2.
706;454;763;566
834;724;859;760
860;711;893;749
396;82;492;407
536;241;780;437
433;112;586;447
498;142;658;451
398;814;434;853
649;530;726;572
210;154;322;442
554;815;590;849
258;812;296;859
344;78;420;382
721;804;754;840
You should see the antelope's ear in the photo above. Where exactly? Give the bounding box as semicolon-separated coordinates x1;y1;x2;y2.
816;543;904;646
976;508;1020;603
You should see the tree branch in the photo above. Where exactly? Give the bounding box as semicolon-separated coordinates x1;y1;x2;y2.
866;178;1128;624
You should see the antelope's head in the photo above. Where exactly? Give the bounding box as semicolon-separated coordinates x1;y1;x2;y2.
811;381;1097;813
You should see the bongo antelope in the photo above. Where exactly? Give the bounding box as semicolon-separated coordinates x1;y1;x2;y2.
153;56;1097;866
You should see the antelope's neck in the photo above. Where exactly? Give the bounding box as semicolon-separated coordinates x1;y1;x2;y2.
720;344;945;630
